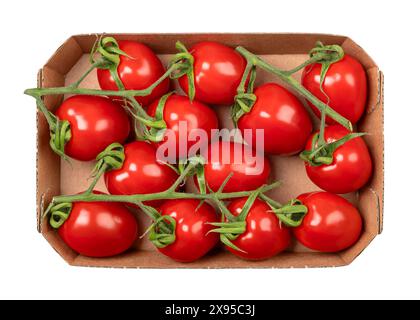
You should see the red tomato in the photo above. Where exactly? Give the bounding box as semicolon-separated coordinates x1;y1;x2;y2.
58;193;138;258
104;141;178;206
147;94;219;160
55;95;130;161
304;125;372;194
97;40;169;106
157;199;219;262
238;83;313;155
301;54;367;124
178;41;246;105
226;198;290;260
294;192;362;252
202;141;271;193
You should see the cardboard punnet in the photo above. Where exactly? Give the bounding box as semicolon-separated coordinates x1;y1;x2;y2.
35;33;384;268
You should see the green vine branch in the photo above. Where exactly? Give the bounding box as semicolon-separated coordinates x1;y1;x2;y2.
234;46;352;131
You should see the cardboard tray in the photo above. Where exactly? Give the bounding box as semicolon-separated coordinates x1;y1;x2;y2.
36;33;384;268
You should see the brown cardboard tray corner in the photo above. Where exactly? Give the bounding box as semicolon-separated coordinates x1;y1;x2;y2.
36;33;384;269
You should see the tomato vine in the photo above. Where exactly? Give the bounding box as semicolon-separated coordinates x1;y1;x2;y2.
25;36;364;254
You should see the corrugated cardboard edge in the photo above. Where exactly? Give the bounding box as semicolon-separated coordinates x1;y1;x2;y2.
36;36;84;264
36;68;42;233
379;70;385;234
35;33;384;269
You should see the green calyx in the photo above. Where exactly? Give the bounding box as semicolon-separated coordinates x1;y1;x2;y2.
49;117;72;161
128;92;172;143
144;92;171;142
45;202;73;229
258;194;307;228
309;41;344;66
181;156;207;195
90;36;129;90
309;42;344;100
208;221;247;253
271;199;308;228
300;132;367;167
169;41;195;101
231;92;257;125
231;63;257;126
137;202;176;249
91;143;125;175
209;186;263;253
148;215;177;249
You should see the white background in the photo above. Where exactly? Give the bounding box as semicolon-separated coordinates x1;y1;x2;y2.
0;0;418;300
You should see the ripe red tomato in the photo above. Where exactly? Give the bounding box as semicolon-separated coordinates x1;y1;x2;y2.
226;198;290;260
238;83;313;155
304;125;372;194
58;194;138;258
202;141;271;193
301;54;367;124
147;94;219;160
293;192;362;252
157;199;219;262
97;40;169;106
104;141;178;205
55;95;130;161
178;41;247;105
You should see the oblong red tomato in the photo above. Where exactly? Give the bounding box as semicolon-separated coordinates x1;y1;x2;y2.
97;40;169;106
58;193;138;258
202;141;271;193
157;199;219;262
238;83;313;155
104;141;178;206
304;125;372;194
55;95;130;161
301;54;367;124
178;41;246;105
226;198;291;260
294;192;362;252
147;94;219;160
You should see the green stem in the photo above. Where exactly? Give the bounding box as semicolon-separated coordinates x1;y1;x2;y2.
70;60;104;88
237;60;254;95
318;108;327;146
167;162;196;192
137;203;172;234
35;97;56;128
85;165;107;195
259;193;281;208
285;55;320;75
126;96;153;121
138;203;161;221
211;195;238;222
24;62;179;100
110;68;125;91
235;46;352;131
51;182;281;207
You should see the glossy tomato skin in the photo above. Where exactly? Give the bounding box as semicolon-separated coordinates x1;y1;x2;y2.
147;94;219;160
294;192;362;252
178;41;246;105
304;125;372;194
58;195;138;258
202;141;271;193
301;54;367;124
238;83;313;155
104;141;178;206
55;95;130;161
97;40;169;106
158;199;219;262
227;198;290;260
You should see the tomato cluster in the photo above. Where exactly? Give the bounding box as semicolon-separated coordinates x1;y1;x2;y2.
29;37;373;263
